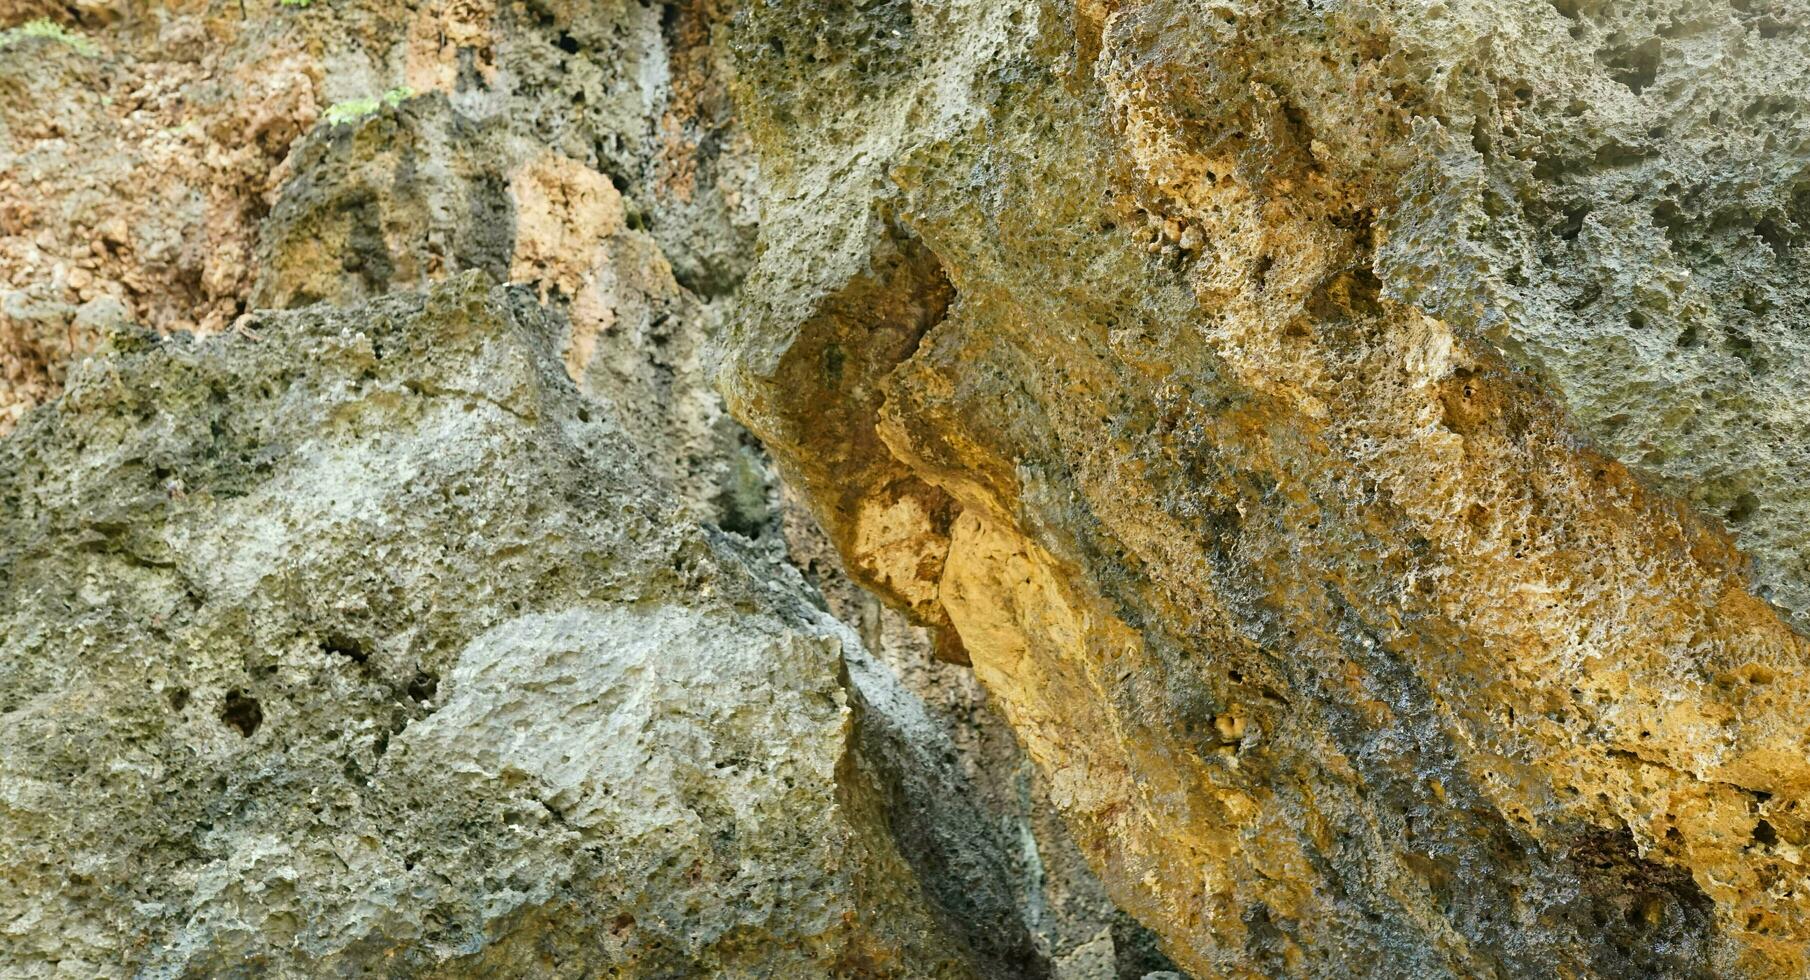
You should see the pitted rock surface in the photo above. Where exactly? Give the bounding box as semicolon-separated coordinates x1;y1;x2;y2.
725;0;1810;975
0;277;1037;977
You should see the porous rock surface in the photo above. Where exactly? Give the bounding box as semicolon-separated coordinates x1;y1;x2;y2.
726;0;1810;976
0;276;1043;977
11;0;1810;975
781;490;1181;978
2;2;1161;976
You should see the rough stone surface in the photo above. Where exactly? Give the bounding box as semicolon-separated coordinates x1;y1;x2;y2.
249;90;759;531
0;3;318;428
235;0;765;535
726;0;1810;976
20;0;1805;975
1;3;1159;976
0;0;769;542
0;275;1045;977
783;488;1180;978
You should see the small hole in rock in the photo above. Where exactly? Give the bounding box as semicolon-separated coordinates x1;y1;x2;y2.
1602;38;1661;95
222;691;263;738
167;687;190;711
1755;218;1791;259
1754;819;1779;847
323;634;370;664
1252;254;1275;291
407;672;440;703
1555;204;1589;241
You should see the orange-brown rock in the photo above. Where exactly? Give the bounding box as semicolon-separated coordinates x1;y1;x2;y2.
726;0;1810;974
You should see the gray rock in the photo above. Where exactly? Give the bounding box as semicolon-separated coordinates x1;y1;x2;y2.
0;275;1016;977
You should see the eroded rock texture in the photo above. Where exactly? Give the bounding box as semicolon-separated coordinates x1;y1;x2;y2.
727;0;1810;975
0;0;756;468
11;0;1809;974
782;489;1182;978
2;3;1161;976
0;276;1050;976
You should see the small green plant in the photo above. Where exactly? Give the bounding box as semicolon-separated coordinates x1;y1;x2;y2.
0;18;100;56
279;0;315;7
322;86;415;126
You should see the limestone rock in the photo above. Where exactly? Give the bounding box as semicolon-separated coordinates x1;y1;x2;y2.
782;487;1182;978
0;276;1028;977
0;0;755;444
242;8;761;535
0;7;318;427
726;0;1810;975
1;5;1154;974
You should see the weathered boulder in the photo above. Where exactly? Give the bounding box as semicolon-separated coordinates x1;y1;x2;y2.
726;0;1810;975
0;275;1038;977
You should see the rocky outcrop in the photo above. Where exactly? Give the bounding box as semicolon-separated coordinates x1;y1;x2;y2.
0;275;1050;976
0;0;764;519
251;89;760;534
12;0;1805;975
0;0;757;449
726;0;1810;975
2;3;1163;975
0;2;318;418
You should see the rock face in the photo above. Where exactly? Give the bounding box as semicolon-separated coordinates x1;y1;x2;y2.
0;276;1052;976
782;492;1182;978
11;0;1808;975
252;90;759;535
726;0;1810;976
0;3;318;430
2;3;1162;976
